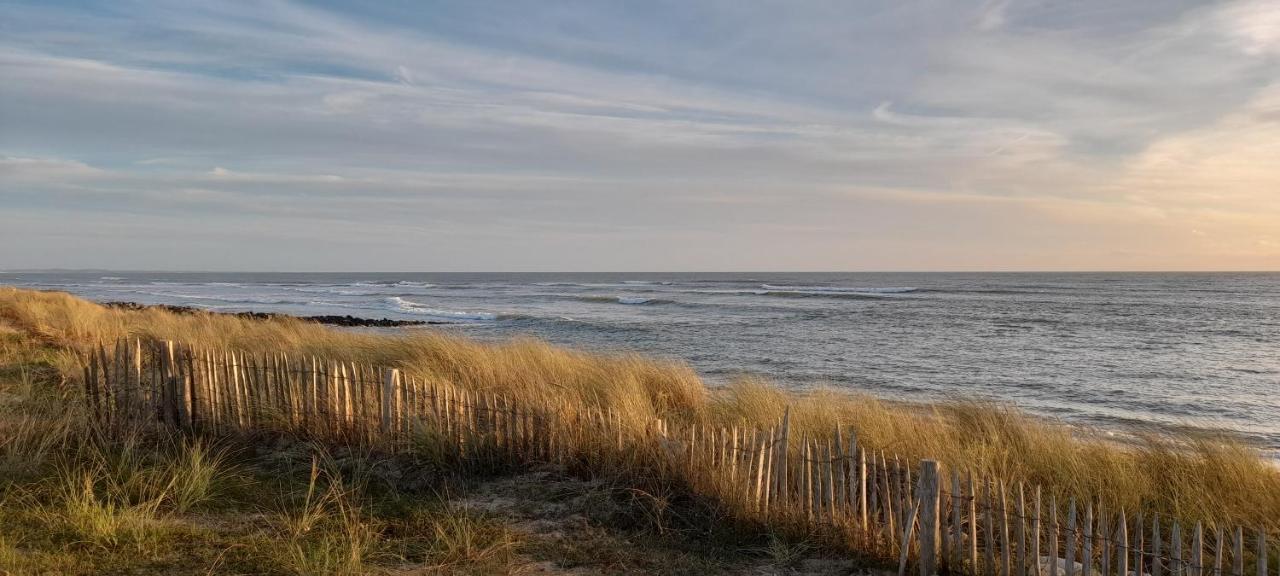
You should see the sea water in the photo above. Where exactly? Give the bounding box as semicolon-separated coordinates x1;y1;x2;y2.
4;271;1277;452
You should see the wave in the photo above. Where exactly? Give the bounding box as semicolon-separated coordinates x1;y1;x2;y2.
757;290;897;300
760;284;918;294
617;296;666;305
677;287;901;300
352;281;432;288
136;291;299;305
289;286;387;296
384;297;497;322
570;295;671;305
533;281;671;289
99;276;125;281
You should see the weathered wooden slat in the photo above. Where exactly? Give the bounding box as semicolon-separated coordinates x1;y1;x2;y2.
1256;531;1267;576
1067;498;1079;576
885;452;899;551
1118;512;1129;576
801;436;812;519
775;408;791;506
1033;487;1043;576
1135;514;1146;576
1154;515;1164;576
987;481;998;576
1172;521;1184;576
860;448;870;532
1017;484;1028;576
824;442;836;523
749;429;764;508
869;452;880;539
1194;523;1205;576
1216;527;1225;576
759;426;771;510
1233;527;1244;576
951;471;963;572
380;368;395;433
968;473;979;576
899;490;924;576
1100;504;1110;576
1002;481;1012;576
1083;504;1094;576
919;460;941;576
1050;495;1060;576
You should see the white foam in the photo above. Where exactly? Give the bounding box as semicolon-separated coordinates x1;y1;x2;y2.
385;296;496;321
685;288;770;295
617;296;653;304
534;281;670;289
760;284;917;294
289;286;384;296
141;291;297;305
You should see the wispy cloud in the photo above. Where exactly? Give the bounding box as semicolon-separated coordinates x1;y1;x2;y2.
0;0;1276;270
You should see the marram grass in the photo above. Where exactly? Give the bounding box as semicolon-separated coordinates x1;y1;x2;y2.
3;286;1278;536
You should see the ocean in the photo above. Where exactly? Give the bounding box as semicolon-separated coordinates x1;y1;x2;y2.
4;271;1278;452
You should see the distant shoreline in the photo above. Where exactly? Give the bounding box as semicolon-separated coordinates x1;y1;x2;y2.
99;300;431;328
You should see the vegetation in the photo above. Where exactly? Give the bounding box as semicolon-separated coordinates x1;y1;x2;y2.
1;286;1278;574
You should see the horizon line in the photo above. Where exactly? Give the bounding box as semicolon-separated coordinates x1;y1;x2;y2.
4;269;1280;275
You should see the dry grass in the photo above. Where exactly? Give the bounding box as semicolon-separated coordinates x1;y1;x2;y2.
3;286;1279;539
0;312;807;575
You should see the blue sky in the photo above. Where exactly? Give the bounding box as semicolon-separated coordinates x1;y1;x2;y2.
1;0;1278;271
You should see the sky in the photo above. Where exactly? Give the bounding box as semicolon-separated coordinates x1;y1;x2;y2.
1;1;1278;272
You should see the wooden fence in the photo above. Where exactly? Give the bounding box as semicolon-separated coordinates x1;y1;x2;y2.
83;339;1275;576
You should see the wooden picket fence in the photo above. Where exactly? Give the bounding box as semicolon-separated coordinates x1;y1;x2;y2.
83;338;1275;576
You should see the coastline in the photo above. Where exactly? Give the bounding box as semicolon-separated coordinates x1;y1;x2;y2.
2;286;1278;574
81;296;1280;460
7;271;1277;455
100;300;431;327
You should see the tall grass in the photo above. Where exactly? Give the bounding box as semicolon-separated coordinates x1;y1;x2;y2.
3;286;1279;536
268;457;384;576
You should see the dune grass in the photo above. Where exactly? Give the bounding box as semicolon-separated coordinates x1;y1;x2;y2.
2;285;1278;546
0;316;787;575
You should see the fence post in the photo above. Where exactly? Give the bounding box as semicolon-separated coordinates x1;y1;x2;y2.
774;407;790;508
1258;531;1268;576
381;368;398;434
165;340;179;426
919;460;941;576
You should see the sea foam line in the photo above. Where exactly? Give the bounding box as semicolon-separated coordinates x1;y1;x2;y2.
384;297;497;321
759;284;918;294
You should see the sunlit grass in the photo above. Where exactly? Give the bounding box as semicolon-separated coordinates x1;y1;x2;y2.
267;458;385;576
2;286;1279;547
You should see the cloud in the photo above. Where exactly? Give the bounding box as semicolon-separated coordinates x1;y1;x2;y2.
976;0;1011;32
1213;0;1280;56
0;0;1276;270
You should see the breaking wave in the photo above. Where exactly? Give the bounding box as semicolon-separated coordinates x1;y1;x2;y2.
384;296;497;322
134;291;299;305
759;285;918;294
572;295;672;305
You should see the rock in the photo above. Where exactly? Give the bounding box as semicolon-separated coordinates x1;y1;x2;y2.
100;301;427;327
